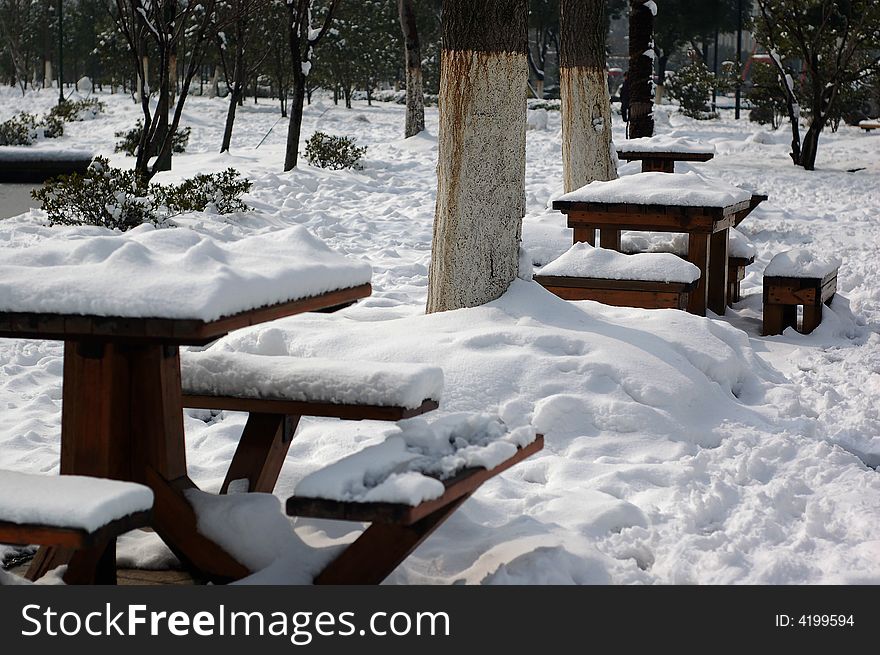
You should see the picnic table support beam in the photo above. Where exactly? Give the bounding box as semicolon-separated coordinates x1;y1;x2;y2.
687;233;710;316
220;413;301;494
708;228;729;315
599;228;622;251
573;227;596;246
314;495;470;585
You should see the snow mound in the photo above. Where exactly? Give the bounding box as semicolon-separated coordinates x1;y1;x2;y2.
0;224;372;321
539;242;700;284
557;171;751;207
765;249;840;278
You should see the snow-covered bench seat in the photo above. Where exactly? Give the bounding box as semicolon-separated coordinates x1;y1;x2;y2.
0;471;153;584
286;414;543;584
181;351;443;494
763;249;840;335
534;242;701;310
859;120;880;132
727;228;757;305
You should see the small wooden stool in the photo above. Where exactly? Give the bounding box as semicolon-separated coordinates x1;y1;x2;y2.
763;267;838;335
727;255;754;306
535;275;698;310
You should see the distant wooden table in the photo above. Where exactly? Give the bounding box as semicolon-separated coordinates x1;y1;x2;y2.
616;149;715;173
552;198;751;316
5;283;371;583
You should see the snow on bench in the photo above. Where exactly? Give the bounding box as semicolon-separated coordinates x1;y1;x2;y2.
534;242;700;310
0;471;153;584
285;413;542;584
763;249;841;335
181;350;443;495
181;350;443;411
0;224;372;322
556;171;752;208
859;120;880;132
615;135;717;155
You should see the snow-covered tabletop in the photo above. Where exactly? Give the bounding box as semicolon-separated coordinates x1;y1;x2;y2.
765;249;840;279
555;171;752;209
181;350;443;410
294;413;538;506
0;224;372;322
0;471;153;532
538;242;700;284
616;135;716;156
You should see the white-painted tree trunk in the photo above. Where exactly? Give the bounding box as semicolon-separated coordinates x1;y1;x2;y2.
43;60;52;88
427;51;528;313
561;66;617;192
404;65;425;137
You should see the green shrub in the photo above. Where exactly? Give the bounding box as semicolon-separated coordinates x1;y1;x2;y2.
155;169;253;214
747;61;787;129
0;113;40;145
48;98;105;123
304;132;366;170
114;119;191;156
32;158;253;231
32;157;155;231
666;62;718;119
40;114;64;139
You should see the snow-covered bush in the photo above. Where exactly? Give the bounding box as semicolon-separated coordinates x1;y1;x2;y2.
114;120;191;156
0;113;40;145
40;114;65;139
748;61;787;129
48;98;105;123
304;132;366;170
155;169;253;215
666;62;717;119
32;159;254;231
32;157;156;231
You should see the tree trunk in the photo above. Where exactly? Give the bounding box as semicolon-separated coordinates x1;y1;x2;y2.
426;0;528;314
655;52;669;104
221;43;245;153
284;71;306;171
627;0;654;138
398;0;426;138
560;0;616;192
798;119;824;171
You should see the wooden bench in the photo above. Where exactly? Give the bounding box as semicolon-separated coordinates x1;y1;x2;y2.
728;254;755;305
859;121;880;132
181;351;442;495
733;193;768;228
0;471;153;584
534;242;701;311
763;251;839;335
286;418;543;584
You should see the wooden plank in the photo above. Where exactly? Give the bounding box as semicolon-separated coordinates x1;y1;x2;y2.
287;436;544;526
599;228;622;251
565;210;720;233
540;285;690;310
572;227;595;246
708;228;729;315
687;233;710;316
181;395;439;421
534;275;696;293
766;285;817;305
616;150;715;163
0;284;372;344
820;275;837;304
0;510;151;549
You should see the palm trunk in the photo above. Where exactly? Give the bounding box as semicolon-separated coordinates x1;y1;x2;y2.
426;0;528;314
560;0;616;192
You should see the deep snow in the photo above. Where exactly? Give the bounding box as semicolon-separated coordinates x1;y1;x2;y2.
0;87;878;584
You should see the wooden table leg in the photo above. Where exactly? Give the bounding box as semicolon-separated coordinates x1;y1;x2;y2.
573;227;595;246
687;233;710;316
599;228;621;251
642;159;675;173
30;340;250;584
708;228;729;315
221;413;301;494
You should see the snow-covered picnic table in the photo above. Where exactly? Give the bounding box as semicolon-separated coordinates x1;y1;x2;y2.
0;224;372;583
552;171;753;316
615;135;715;173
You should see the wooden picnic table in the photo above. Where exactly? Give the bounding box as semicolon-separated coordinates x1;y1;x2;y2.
552;173;753;316
0;225;374;583
9;284;371;583
616;148;715;173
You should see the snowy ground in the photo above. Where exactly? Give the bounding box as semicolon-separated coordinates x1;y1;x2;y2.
0;87;878;584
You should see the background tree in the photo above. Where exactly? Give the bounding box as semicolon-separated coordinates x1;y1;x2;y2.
627;0;655;138
560;0;616;192
217;0;272;152
398;0;425;137
427;0;528;313
283;0;339;171
527;0;559;99
753;0;880;170
0;0;37;94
